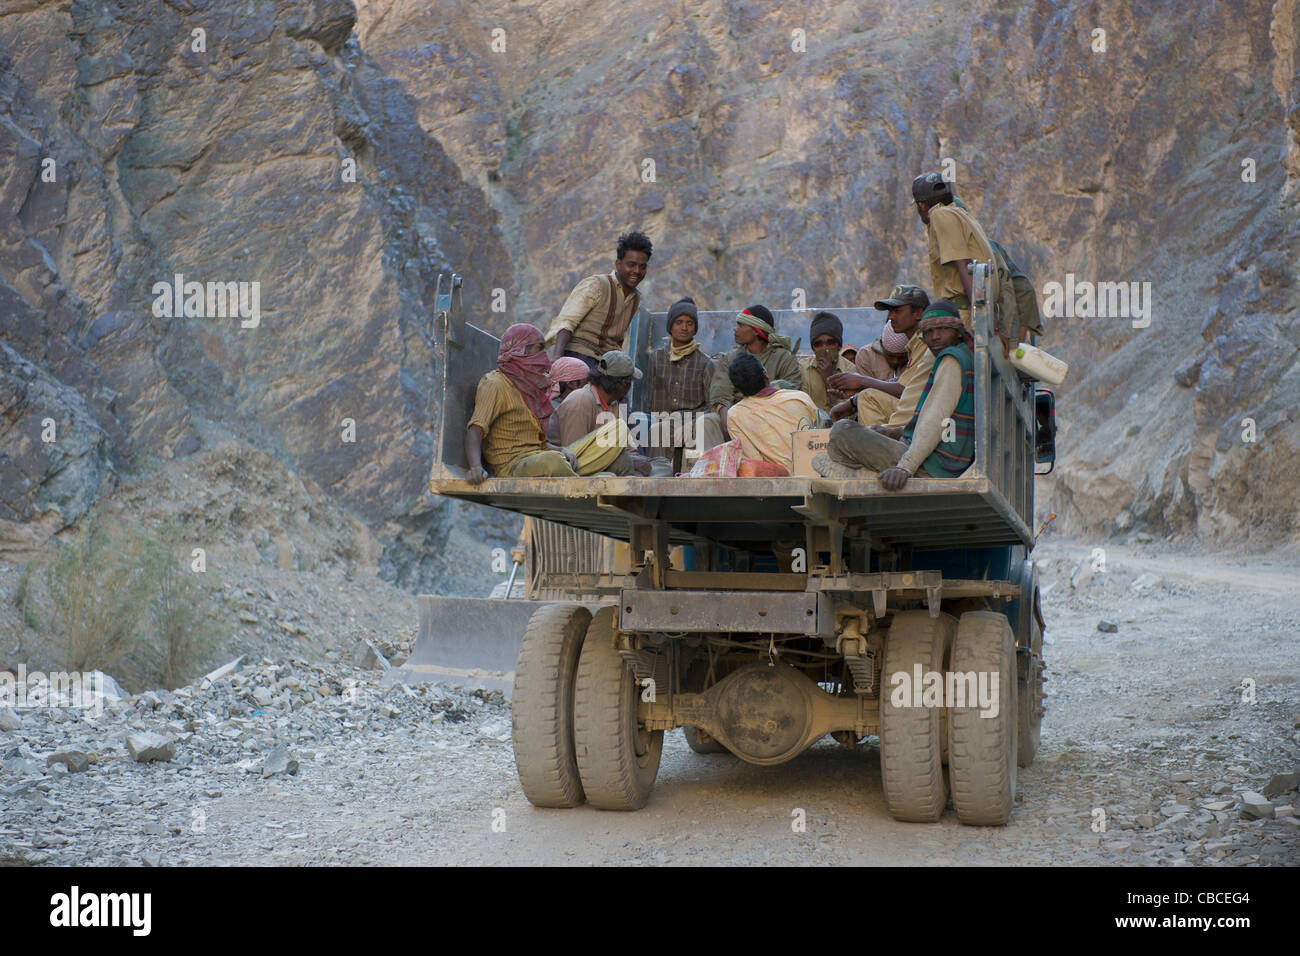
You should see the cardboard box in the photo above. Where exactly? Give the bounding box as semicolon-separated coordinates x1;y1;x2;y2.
790;428;831;477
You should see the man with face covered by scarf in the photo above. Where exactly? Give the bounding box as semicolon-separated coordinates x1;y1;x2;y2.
466;324;580;482
798;311;857;414
545;356;590;443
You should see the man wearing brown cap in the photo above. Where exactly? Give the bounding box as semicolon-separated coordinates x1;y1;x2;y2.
697;304;803;450
555;350;661;476
799;311;857;414
814;301;975;490
548;231;652;364
829;284;934;429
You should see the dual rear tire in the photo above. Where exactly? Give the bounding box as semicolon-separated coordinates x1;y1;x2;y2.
879;610;1018;826
513;604;663;811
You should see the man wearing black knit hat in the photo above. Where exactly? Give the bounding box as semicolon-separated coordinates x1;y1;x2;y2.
697;304;803;451
647;296;716;470
798;310;857;414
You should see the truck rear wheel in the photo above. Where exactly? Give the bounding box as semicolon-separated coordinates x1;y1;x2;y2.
949;611;1018;825
879;610;956;823
574;606;664;810
683;726;729;754
512;603;592;808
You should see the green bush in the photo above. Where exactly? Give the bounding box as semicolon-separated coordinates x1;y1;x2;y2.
47;514;223;687
48;516;154;672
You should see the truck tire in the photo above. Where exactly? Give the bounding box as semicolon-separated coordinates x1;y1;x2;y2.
683;726;729;754
512;603;592;808
574;606;664;810
1017;611;1044;768
879;610;956;823
949;611;1018;825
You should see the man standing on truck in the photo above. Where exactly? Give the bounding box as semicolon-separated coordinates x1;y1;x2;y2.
798;311;857;414
813;301;975;490
548;231;652;365
911;172;1011;355
696;304;803;451
829;284;933;429
646;296;716;471
726;354;819;475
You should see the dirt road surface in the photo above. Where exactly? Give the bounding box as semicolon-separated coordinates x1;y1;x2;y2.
4;537;1297;866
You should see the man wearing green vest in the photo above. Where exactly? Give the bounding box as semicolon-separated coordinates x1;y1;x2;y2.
812;301;975;490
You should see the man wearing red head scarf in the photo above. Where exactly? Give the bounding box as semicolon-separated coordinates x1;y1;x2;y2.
466;324;580;483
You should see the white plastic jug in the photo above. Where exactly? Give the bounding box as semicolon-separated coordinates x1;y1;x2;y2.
1008;343;1068;386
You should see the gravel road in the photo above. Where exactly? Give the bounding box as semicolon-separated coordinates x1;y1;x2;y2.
2;537;1296;866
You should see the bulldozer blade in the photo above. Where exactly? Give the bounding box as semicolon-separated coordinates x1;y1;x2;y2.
386;596;553;697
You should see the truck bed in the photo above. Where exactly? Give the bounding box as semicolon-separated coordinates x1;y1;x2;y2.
426;269;1037;556
428;474;1031;551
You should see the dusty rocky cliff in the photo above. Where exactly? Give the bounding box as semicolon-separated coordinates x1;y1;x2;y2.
2;0;1297;575
358;0;1300;543
0;0;514;581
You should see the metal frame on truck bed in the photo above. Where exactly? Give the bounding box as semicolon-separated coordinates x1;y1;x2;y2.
426;264;1054;825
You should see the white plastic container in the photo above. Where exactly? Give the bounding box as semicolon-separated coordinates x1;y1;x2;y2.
1008;343;1068;386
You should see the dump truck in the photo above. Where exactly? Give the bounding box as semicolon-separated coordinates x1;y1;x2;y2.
423;266;1056;825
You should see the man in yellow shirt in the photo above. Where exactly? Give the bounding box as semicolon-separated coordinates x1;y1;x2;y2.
911;172;1006;352
465;325;632;482
548;231;652;365
726;354;818;474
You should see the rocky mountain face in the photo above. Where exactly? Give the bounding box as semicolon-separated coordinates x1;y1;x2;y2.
359;0;1300;542
0;0;511;583
2;0;1296;580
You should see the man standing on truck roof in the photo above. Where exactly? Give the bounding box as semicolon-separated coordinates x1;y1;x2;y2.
696;304;803;451
911;172;1010;354
813;301;975;490
548;231;652;365
646;296;716;471
829;284;933;430
799;311;857;414
554;351;663;476
726;354;819;475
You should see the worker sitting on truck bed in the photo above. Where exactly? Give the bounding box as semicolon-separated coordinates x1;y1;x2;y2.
726;353;819;475
799;311;857;414
646;296;716;471
465;325;634;482
814;302;975;490
697;305;803;451
554;350;660;476
840;319;910;393
547;231;651;365
545;356;591;443
829;284;933;430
